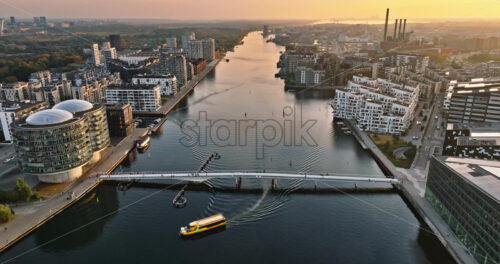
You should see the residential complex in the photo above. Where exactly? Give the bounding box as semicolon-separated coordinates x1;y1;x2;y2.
425;157;499;264
105;84;161;112
132;74;178;96
152;53;188;86
11;100;109;183
0;101;48;142
332;75;419;134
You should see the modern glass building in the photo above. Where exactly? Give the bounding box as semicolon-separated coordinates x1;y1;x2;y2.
12;100;110;183
426;156;499;264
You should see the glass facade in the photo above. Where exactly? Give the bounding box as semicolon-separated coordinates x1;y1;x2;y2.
426;157;499;264
87;106;110;151
12;103;110;179
12;118;93;174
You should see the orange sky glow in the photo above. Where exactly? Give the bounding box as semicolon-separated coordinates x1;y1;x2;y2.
1;0;499;20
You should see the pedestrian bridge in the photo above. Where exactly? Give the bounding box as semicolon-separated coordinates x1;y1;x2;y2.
99;171;399;185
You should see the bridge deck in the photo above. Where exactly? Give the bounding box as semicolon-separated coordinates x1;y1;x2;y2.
99;171;399;184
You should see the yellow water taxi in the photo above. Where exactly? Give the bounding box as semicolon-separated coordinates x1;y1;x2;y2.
180;214;226;236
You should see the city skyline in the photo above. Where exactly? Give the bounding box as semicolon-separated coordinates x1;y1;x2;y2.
1;0;500;20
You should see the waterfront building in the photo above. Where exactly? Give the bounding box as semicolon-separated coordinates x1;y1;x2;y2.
187;40;203;60
426;156;500;264
189;59;207;75
92;43;101;66
443;122;500;160
12;100;110;183
293;66;325;87
152;53;187;86
9;16;15;25
132;74;178;95
0;101;48;142
181;32;195;50
201;38;215;61
106;84;161;112
166;37;177;48
332;75;419;134
444;79;500;123
105;103;134;137
109;34;121;50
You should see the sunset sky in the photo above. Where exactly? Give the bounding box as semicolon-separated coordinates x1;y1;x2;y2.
0;0;499;20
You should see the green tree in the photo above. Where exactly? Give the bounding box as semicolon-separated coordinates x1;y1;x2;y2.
0;204;13;223
14;178;32;202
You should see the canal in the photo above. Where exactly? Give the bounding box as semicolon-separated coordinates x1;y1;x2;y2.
0;32;454;263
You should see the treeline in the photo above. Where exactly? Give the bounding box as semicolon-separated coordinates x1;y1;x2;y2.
0;53;82;83
467;53;500;63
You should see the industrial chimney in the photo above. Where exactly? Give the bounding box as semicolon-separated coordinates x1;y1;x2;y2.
401;19;407;41
397;19;403;41
393;19;398;41
383;8;389;41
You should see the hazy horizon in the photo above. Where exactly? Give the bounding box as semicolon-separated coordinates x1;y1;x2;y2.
1;0;500;21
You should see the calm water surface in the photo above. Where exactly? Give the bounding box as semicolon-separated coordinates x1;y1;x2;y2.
0;32;454;264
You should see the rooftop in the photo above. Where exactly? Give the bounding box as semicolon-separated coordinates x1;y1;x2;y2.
25;109;73;126
53;99;93;113
107;84;159;90
439;156;500;202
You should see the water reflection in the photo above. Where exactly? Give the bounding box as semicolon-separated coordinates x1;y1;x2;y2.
34;186;119;252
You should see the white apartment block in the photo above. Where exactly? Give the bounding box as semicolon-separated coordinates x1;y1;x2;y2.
332;75;419;134
132;74;178;96
106;84;161;112
201;38;215;61
92;43;101;66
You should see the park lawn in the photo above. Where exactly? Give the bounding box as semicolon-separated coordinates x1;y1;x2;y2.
369;134;416;169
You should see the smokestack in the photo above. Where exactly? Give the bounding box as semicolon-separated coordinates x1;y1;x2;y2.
397;19;403;42
393;19;398;41
401;19;407;41
383;8;389;41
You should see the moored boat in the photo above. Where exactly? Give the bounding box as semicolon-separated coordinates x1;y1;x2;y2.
136;136;151;152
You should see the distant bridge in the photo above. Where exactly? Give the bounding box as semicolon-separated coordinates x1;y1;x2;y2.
99;171;399;185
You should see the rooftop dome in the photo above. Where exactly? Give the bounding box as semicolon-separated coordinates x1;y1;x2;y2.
26;109;74;126
53;99;93;113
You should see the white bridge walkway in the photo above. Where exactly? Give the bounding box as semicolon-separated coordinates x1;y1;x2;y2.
99;171;400;185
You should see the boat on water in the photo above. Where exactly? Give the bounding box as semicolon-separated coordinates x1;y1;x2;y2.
180;214;226;236
225;58;230;62
336;121;345;126
136;136;151;152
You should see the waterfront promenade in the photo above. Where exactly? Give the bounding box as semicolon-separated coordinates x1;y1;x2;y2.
346;120;477;264
0;128;148;253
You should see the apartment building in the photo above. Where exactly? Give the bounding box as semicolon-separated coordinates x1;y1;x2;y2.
332;75;419;134
105;84;161;112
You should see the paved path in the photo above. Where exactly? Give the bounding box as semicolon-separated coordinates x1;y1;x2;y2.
0;128;148;253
